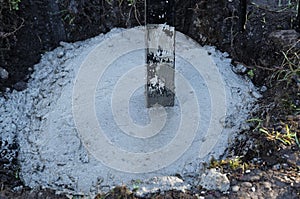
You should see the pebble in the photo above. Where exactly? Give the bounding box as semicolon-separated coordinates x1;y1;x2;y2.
13;81;27;91
272;164;281;170
260;86;267;92
282;163;288;169
232;64;247;74
250;90;262;99
59;41;74;50
57;50;65;58
231;185;240;192
0;67;9;79
262;181;272;190
248;175;261;182
241;182;252;187
12;185;23;192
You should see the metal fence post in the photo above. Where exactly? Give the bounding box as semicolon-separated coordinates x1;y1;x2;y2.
298;0;300;31
145;0;176;108
239;0;247;31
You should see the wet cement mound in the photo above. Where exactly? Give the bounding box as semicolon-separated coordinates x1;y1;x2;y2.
0;27;260;195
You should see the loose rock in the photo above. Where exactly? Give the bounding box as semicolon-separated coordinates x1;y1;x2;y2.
260;86;267;92
0;67;9;79
231;185;240;192
57;50;65;58
262;181;272;190
241;182;252;188
199;168;230;192
250;90;262;99
269;30;300;48
242;175;261;182
13;81;27;91
232;64;247;74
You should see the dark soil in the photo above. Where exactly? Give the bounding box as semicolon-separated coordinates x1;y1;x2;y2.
0;0;299;198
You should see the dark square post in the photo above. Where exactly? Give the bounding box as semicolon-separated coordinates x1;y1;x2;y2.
298;0;300;31
239;0;247;31
145;0;176;108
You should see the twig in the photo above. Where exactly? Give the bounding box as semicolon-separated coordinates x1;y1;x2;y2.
250;2;297;13
0;18;24;38
234;61;276;71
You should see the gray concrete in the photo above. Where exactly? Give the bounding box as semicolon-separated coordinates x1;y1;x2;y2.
0;27;259;195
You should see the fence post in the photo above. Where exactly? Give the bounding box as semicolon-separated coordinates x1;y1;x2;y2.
145;0;176;108
239;0;247;31
48;0;66;43
298;0;300;31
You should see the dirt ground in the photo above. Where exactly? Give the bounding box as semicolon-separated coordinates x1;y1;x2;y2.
0;0;299;198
